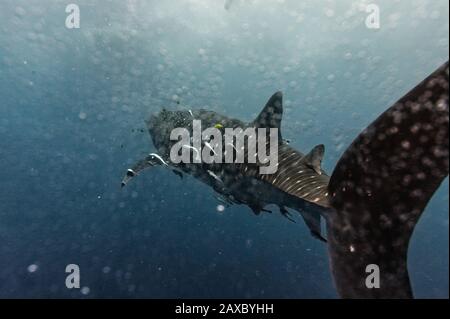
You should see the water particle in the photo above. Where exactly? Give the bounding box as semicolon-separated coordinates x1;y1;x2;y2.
15;7;26;16
401;140;410;149
81;287;90;295
325;9;335;17
27;264;38;273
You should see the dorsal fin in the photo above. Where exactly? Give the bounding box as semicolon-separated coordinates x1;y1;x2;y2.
252;91;283;141
300;144;325;175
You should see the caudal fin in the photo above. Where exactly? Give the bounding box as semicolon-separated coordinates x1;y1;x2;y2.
327;61;449;298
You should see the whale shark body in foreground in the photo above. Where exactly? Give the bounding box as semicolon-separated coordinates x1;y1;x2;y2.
122;61;449;298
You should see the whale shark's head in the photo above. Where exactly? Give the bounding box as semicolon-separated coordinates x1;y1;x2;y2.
146;107;247;159
146;109;193;157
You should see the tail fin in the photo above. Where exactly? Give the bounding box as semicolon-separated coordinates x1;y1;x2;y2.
327;61;449;298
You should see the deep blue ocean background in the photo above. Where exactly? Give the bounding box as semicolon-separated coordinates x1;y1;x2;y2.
0;0;448;298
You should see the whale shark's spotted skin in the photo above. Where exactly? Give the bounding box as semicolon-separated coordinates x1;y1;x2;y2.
122;61;449;298
327;61;449;298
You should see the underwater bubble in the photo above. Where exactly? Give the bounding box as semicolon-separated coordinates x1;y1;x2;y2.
15;6;26;17
27;264;38;273
351;112;360;120
324;9;335;17
335;143;345;152
159;47;167;56
357;50;366;59
430;10;441;19
78;112;87;120
401;140;411;150
81;287;90;295
216;204;225;212
29;168;39;177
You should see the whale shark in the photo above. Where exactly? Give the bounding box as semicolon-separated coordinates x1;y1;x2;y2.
122;61;449;298
123;91;331;242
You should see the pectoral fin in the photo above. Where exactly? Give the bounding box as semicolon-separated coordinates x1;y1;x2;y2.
172;170;183;179
299;209;327;242
121;153;169;187
279;206;296;223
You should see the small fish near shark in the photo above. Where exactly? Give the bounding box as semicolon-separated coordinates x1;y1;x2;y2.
122;61;449;298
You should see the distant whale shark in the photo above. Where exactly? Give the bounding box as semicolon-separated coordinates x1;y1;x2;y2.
122;61;449;298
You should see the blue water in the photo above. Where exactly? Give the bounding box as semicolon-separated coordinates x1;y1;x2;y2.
0;0;448;298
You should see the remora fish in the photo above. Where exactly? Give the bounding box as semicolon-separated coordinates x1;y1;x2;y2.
122;61;449;298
